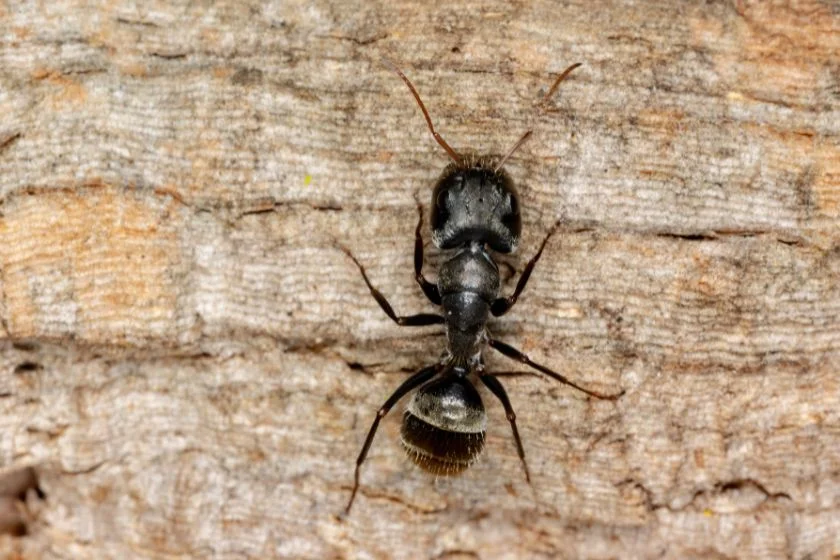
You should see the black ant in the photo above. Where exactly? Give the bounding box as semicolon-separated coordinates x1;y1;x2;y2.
342;59;623;514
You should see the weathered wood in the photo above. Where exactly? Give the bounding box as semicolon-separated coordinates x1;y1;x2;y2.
1;1;838;558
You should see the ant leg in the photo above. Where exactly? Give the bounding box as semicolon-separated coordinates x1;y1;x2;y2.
413;199;442;305
345;363;441;514
480;374;530;483
340;246;445;327
491;221;560;317
488;338;624;400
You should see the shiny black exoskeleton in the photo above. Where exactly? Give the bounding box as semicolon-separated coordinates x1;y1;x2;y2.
342;60;623;514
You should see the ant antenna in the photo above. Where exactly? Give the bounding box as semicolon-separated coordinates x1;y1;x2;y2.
382;57;462;165
539;62;583;109
494;130;532;172
495;62;583;172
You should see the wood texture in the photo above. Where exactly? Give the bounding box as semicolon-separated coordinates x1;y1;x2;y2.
1;1;838;558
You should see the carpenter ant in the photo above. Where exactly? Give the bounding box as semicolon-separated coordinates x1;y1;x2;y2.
342;59;623;514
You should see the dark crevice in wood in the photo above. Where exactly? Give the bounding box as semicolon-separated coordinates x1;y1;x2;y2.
0;467;44;537
655;229;807;246
149;52;188;60
318;33;389;46
13;361;42;374
0;132;21;153
114;17;161;28
717;479;793;502
616;477;792;514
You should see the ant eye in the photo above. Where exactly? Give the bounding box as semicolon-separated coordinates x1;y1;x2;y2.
436;187;449;210
507;193;519;215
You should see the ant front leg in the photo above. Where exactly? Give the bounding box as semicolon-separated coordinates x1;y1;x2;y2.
413;198;442;305
490;221;560;317
340;246;444;327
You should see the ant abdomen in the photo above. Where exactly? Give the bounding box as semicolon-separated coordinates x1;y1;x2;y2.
400;376;487;475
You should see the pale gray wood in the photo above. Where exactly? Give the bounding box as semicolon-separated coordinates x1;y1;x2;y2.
0;1;838;558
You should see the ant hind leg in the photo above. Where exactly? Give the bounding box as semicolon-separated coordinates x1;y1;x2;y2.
345;363;440;514
480;374;530;483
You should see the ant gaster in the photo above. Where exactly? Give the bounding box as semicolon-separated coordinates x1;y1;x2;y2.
342;59;623;514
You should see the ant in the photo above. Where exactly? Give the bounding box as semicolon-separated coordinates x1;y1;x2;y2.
342;58;624;514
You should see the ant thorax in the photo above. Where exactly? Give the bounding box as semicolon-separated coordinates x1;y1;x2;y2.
437;242;498;364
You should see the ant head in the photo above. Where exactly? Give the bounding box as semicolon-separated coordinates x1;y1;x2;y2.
383;58;581;252
431;156;521;252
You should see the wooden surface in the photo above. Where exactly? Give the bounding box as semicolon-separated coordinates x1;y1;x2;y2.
1;1;838;558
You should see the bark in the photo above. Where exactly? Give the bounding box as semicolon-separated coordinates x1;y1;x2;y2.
0;1;838;558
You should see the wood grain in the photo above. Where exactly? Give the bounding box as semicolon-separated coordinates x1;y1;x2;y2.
0;1;838;558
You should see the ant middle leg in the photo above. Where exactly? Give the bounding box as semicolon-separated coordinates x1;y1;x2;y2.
488;338;625;400
491;221;561;316
340;246;444;327
480;374;530;483
345;363;441;514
